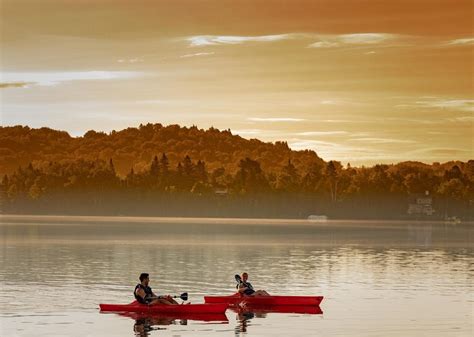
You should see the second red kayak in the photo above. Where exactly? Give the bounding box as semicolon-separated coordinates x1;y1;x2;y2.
204;294;323;306
99;301;228;314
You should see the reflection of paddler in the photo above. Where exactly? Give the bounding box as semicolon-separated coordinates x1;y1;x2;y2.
236;311;253;333
133;316;171;337
236;273;270;296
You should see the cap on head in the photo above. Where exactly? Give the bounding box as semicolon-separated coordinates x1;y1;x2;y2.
139;273;149;282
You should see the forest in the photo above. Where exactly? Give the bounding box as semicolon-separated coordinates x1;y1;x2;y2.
0;124;472;219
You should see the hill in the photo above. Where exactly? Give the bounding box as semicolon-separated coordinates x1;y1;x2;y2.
0;124;323;177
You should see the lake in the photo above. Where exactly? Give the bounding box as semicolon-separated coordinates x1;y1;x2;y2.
0;215;472;336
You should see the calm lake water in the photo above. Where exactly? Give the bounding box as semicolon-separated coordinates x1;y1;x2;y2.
0;215;472;337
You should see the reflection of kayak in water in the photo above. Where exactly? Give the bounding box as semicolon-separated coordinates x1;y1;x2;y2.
114;311;229;323
232;304;323;335
120;312;228;337
231;304;323;315
99;300;228;314
204;293;323;306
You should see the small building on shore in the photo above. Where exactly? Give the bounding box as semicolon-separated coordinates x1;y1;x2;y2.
214;188;228;197
407;191;435;216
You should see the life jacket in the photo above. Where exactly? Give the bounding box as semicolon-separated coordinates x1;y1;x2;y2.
134;284;153;304
237;280;255;296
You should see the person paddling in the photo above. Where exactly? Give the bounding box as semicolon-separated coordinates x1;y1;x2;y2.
134;273;178;305
237;272;270;296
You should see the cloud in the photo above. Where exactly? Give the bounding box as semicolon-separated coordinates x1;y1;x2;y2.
386;117;443;125
397;98;474;112
296;131;348;136
409;147;472;156
418;99;474;112
1;71;143;87
288;138;374;162
187;32;401;49
186;32;474;53
186;34;300;46
445;37;474;46
248;117;306;122
446;116;474;122
308;33;399;48
0;82;34;89
117;58;144;63
180;52;215;58
350;137;417;144
231;129;262;135
339;33;396;44
289;139;338;148
307;41;340;48
320;100;337;105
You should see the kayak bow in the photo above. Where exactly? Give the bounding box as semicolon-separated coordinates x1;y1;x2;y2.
204;294;323;306
99;301;228;314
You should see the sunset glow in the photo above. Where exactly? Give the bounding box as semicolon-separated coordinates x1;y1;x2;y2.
1;0;472;165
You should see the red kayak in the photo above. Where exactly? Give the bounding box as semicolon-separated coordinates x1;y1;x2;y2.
99;301;228;314
204;294;323;306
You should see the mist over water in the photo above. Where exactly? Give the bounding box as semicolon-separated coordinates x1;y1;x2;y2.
0;216;472;337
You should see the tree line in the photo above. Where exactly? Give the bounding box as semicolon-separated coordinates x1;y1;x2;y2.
1;147;472;219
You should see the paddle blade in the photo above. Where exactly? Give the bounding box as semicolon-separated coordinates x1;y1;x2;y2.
235;274;242;283
180;292;188;301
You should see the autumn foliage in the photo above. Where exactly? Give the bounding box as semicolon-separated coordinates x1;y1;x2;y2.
0;124;472;219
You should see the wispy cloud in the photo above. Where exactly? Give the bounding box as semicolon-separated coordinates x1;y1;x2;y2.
187;34;300;47
288;139;372;162
186;32;401;48
186;32;474;52
446;116;474;122
307;41;339;49
308;33;399;48
231;129;262;135
117;58;144;63
1;71;142;87
0;82;34;89
445;37;474;46
386;117;444;125
180;52;215;58
289;139;338;149
397;98;474;112
350;137;417;144
248;117;306;122
296;131;348;136
340;33;397;44
320;100;337;105
409;147;472;156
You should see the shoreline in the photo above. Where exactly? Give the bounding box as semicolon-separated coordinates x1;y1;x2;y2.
1;214;472;226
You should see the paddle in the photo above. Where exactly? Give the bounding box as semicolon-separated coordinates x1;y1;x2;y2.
149;292;188;301
235;274;255;293
235;274;242;284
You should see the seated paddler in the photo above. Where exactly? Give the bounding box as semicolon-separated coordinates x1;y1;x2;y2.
134;273;178;305
237;272;270;297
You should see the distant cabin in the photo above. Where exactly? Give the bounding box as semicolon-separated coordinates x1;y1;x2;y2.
407;191;435;216
307;215;328;222
214;188;228;197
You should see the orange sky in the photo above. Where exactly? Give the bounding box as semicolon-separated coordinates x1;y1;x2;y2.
1;0;473;165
